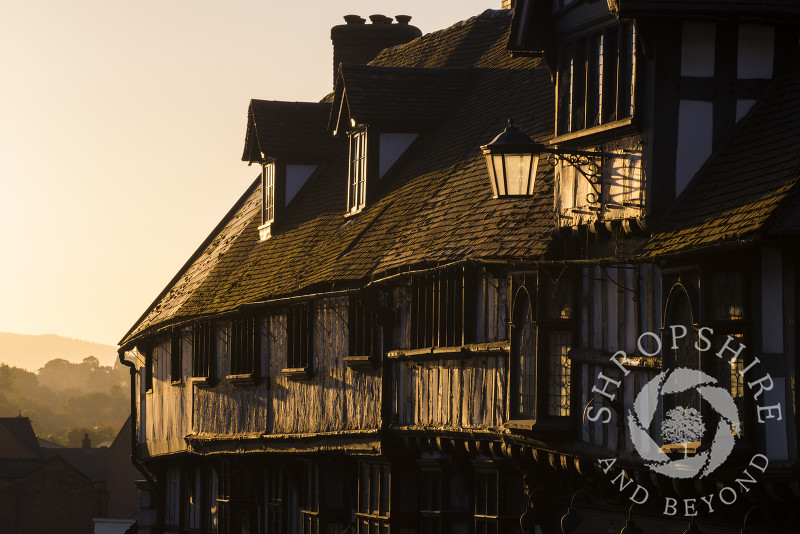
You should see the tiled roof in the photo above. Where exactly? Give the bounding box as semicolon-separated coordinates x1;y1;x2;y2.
641;59;800;257
242;100;343;162
42;448;110;483
329;64;477;133
0;417;42;459
121;9;556;346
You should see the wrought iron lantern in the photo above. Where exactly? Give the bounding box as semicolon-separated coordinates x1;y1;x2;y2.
482;120;606;200
481;120;542;197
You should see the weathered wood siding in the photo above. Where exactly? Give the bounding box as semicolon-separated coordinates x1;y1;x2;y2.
555;143;644;228
191;297;382;438
142;334;193;456
391;270;510;430
392;355;508;430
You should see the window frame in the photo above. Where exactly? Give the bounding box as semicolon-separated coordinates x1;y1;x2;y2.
700;264;753;450
192;320;216;383
262;160;276;226
142;341;154;392
283;303;314;379
170;329;184;385
472;462;524;534
508;270;577;432
347;128;368;214
301;463;321;534
404;267;477;351
556;21;637;138
356;461;391;534
228;314;261;380
266;465;289;534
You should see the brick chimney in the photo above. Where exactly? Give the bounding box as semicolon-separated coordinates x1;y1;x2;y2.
331;14;422;87
81;433;91;449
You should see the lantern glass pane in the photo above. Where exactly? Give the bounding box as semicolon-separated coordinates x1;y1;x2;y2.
491;154;506;196
530;154;540;194
484;154;499;198
503;154;532;195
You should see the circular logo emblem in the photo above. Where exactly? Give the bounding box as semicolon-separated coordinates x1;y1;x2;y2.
627;367;741;479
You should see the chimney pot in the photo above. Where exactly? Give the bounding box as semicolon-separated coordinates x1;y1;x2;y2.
82;433;91;449
369;14;393;25
343;14;366;25
331;15;421;88
395;15;412;25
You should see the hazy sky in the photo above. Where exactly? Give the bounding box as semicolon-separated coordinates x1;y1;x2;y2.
0;1;498;347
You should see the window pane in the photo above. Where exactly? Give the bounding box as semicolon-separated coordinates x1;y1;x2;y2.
517;292;536;418
370;465;380;514
547;331;572;416
546;278;574;319
359;464;369;513
572;38;587;131
263;163;275;223
486;472;498;517
379;465;389;516
602;27;619;123
587;33;603;127
618;22;635;120
349;131;367;212
558;43;572;135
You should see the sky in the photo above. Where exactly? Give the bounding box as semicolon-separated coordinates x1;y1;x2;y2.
0;1;498;347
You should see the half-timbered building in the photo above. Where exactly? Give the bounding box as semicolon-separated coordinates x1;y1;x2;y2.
119;3;800;533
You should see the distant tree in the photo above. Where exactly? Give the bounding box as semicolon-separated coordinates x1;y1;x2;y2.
662;407;705;458
0;359;129;447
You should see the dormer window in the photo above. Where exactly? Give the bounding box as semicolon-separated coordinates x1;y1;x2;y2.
348;129;368;214
257;160;318;240
557;21;636;137
330;64;474;215
242;99;341;239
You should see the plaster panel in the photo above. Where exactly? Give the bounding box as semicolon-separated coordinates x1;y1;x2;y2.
675;100;713;195
762;248;783;354
736;99;757;122
286;165;317;205
737;25;774;80
379;133;418;178
681;22;716;78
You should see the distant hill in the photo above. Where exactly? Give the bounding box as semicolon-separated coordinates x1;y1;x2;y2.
0;332;117;372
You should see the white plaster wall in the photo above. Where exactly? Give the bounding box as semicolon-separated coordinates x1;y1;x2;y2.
737;24;774;79
736;99;757;122
675;100;713;195
286;165;316;205
379;133;417;178
681;22;716;77
93;519;136;534
762;248;783;354
761;247;789;461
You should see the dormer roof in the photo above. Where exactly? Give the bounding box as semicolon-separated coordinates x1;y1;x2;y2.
329;64;476;134
242;100;341;163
